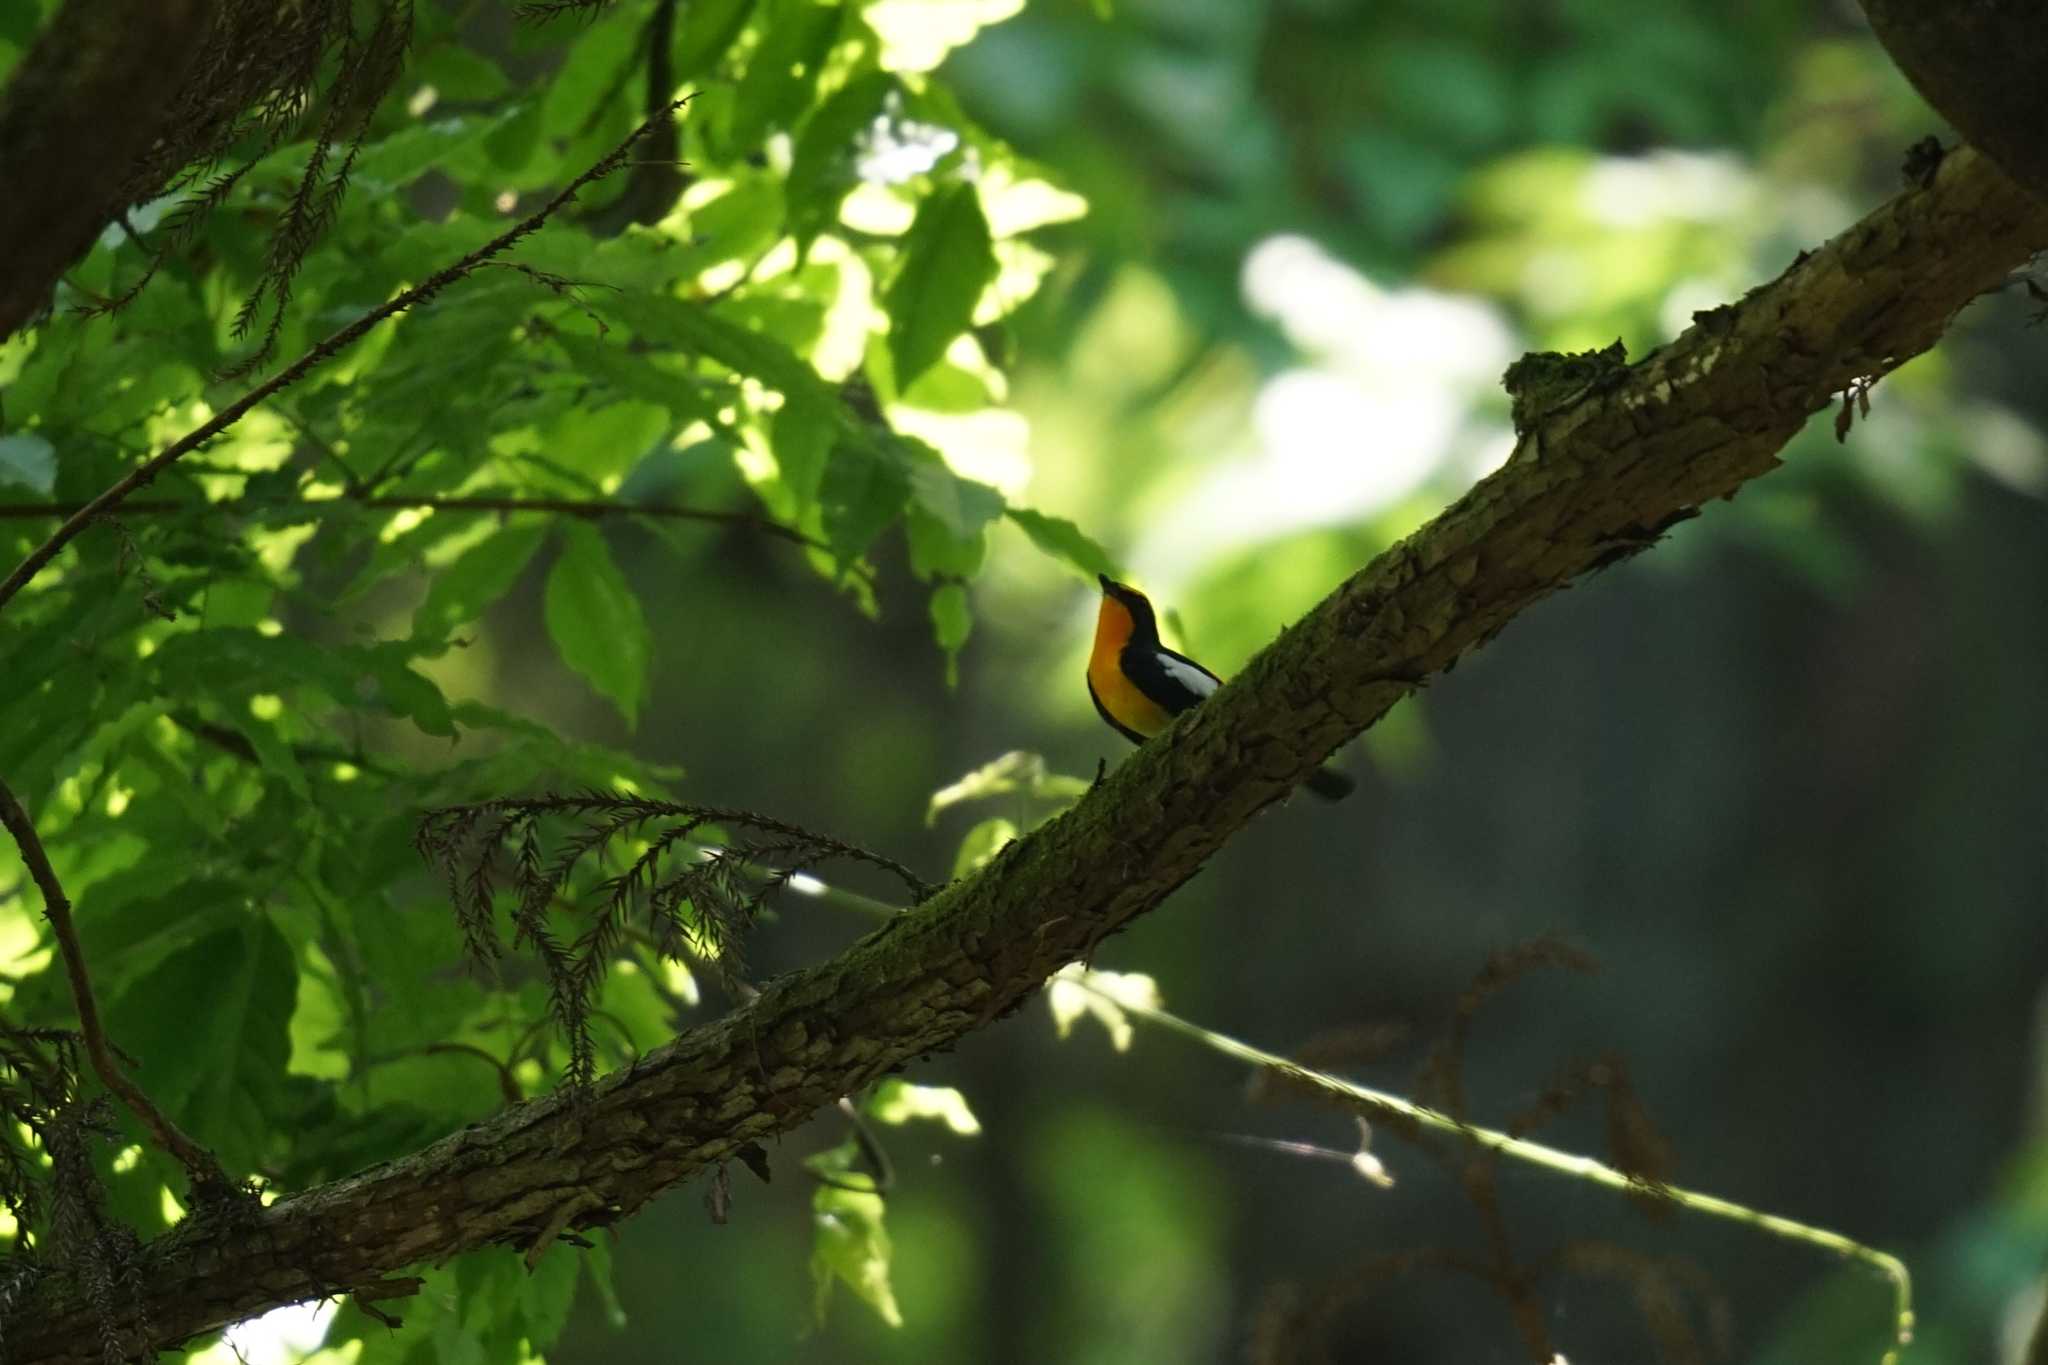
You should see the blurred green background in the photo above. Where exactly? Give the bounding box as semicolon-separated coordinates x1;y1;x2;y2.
28;0;2044;1360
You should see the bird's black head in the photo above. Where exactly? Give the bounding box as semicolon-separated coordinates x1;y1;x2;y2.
1097;573;1159;638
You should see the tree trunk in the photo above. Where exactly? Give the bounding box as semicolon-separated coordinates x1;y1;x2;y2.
1862;2;2048;205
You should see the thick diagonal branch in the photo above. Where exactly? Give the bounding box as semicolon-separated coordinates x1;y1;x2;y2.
7;147;2046;1362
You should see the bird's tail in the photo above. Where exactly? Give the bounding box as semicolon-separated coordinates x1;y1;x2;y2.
1303;766;1355;801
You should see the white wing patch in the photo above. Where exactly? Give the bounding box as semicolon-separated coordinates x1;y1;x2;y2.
1160;655;1219;697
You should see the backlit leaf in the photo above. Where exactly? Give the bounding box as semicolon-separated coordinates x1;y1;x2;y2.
545;521;653;725
885;185;998;389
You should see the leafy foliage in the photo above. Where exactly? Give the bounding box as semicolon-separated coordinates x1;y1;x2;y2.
0;0;1082;1353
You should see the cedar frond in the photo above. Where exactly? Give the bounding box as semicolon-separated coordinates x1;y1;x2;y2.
419;792;932;1088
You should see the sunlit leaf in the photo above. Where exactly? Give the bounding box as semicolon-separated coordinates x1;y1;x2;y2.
868;1078;981;1135
788;73;898;241
885;184;998;389
546;399;672;488
726;0;843;153
811;1183;903;1328
927;750;1089;825
866;0;1024;73
951;816;1016;877
904;449;1003;541
1046;964;1161;1053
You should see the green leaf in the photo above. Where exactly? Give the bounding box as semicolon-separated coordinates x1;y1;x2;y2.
353;109;520;188
483;98;544;176
544;522;653;725
547;399;673;489
203;578;274;629
409;45;509;102
905;505;985;580
0;432;55;494
819;444;909;560
540;8;641;143
1044;964;1161;1053
929;582;971;683
868;1078;981;1133
548;330;704;413
726;0;845;153
787;72;898;240
927;750;1089;824
811;1183;903;1327
518;1239;585;1348
6;872;246;1025
106;918;298;1173
598;291;823;398
672;0;756;80
866;0;1024;73
364;646;458;738
886;184;998;388
904;449;1003;541
951;816;1017;876
770;389;838;513
681;176;787;272
1006;506;1119;579
412;520;549;643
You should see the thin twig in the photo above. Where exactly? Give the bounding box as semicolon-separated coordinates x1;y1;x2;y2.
0;494;837;557
0;99;689;617
1083;974;1917;1365
0;775;227;1194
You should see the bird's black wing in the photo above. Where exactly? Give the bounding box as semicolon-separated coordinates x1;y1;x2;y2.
1123;644;1221;715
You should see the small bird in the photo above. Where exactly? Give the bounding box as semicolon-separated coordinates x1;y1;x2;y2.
1087;574;1354;800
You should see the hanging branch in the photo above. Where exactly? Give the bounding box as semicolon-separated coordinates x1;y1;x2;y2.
417;792;934;1087
0;97;689;618
0;778;228;1198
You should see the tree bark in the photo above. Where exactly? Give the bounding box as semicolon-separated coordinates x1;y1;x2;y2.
5;146;2046;1363
0;0;218;340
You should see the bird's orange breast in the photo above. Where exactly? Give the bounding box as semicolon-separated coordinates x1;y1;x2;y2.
1088;596;1175;737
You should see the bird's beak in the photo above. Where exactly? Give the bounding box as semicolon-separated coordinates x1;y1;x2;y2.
1097;573;1114;592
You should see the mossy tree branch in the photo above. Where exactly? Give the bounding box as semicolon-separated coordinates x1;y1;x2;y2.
6;148;2047;1362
